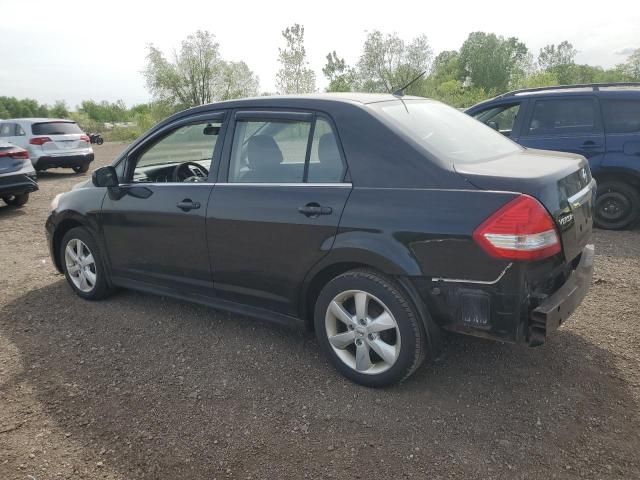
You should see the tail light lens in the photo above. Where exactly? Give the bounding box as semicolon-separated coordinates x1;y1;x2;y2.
80;134;90;142
473;194;561;261
29;136;52;146
0;149;29;160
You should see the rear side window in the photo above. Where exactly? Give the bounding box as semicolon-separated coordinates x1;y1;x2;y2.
229;120;311;183
307;118;345;183
31;122;82;135
527;98;597;135
602;99;640;134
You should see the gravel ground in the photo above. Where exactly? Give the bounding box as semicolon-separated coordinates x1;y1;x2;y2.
1;142;639;479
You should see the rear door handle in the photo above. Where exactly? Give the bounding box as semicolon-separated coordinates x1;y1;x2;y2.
176;199;201;211
582;141;599;148
298;203;332;217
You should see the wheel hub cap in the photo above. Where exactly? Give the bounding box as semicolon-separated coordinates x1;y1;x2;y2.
325;290;401;375
64;238;97;293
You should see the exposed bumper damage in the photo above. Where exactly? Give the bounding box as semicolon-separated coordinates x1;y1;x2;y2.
528;244;594;346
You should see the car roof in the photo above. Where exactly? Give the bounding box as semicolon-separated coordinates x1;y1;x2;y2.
2;118;76;124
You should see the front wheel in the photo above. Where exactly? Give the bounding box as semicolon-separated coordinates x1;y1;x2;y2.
314;269;426;387
96;137;104;145
2;193;29;207
73;164;89;174
60;227;112;300
594;180;640;230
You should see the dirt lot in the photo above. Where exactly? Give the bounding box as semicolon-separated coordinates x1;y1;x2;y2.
1;142;639;479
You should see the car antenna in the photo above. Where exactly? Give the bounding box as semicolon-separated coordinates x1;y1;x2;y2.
392;70;427;97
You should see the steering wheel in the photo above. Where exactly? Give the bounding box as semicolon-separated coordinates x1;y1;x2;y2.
172;162;209;182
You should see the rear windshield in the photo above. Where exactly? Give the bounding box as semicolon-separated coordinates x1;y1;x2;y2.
31;121;82;135
371;100;521;164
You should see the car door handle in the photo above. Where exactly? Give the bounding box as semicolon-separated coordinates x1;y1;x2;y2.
298;203;332;217
582;141;598;148
176;199;201;211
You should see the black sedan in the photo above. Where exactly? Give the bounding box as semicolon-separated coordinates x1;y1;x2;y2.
46;94;595;386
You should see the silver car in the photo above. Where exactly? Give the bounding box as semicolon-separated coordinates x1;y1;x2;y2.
0;118;94;173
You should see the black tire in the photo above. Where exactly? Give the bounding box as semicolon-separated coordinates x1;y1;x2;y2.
594;180;640;230
73;164;89;174
314;269;426;387
96;137;104;145
2;193;29;207
60;227;112;300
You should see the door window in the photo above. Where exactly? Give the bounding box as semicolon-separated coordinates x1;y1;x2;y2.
307;118;345;182
15;124;25;136
229;120;311;183
0;123;15;137
473;104;520;137
527;98;597;136
130;121;222;183
602;99;640;134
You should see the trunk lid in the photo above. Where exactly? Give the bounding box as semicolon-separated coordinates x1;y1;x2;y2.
455;148;595;262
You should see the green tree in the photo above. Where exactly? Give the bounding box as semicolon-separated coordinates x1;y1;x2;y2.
458;32;528;92
619;48;640;80
49;100;69;118
356;31;432;93
276;24;316;94
538;41;577;71
323;51;355;92
144;30;259;108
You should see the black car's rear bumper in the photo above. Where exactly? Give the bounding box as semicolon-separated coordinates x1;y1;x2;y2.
528;244;594;346
35;153;94;170
0;173;39;197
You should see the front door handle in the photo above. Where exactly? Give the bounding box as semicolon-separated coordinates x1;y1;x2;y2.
298;203;332;217
582;141;598;148
176;199;201;211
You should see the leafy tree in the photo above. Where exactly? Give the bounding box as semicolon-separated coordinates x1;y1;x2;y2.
356;31;432;93
144;30;259;108
538;41;577;71
276;24;316;94
323;51;355;92
219;61;260;100
619;48;640;80
458;32;528;92
49;100;70;118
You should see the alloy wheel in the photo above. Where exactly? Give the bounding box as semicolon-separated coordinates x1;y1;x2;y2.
324;290;401;375
64;238;97;293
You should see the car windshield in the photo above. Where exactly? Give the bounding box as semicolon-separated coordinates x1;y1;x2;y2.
32;122;82;135
372;99;522;164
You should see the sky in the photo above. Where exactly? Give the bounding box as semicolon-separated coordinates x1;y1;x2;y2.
1;0;639;109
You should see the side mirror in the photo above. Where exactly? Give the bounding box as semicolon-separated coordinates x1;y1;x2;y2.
486;120;499;131
92;166;119;188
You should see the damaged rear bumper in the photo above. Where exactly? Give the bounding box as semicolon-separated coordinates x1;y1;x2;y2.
528;244;594;346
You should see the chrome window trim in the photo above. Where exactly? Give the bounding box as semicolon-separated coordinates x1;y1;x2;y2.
215;182;353;187
567;179;596;209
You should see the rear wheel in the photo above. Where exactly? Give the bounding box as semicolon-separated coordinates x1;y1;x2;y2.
60;227;112;300
594;180;640;230
314;269;426;387
73;164;89;174
2;193;29;207
96;137;104;145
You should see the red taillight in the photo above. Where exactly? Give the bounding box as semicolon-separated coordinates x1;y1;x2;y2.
473;194;561;261
0;149;29;160
29;136;52;146
80;134;90;142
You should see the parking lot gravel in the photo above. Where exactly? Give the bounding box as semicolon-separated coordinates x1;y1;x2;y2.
1;142;639;479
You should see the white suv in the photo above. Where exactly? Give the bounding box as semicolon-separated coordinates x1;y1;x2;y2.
0;118;94;173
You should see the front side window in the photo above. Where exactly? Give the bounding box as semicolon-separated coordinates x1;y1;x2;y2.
15;124;25;136
131;121;222;183
527;98;597;136
473;104;520;137
229;120;311;183
0;123;13;137
373;100;521;164
602;99;640;134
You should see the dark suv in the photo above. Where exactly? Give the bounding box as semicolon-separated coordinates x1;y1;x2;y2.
466;83;640;230
46;94;594;386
